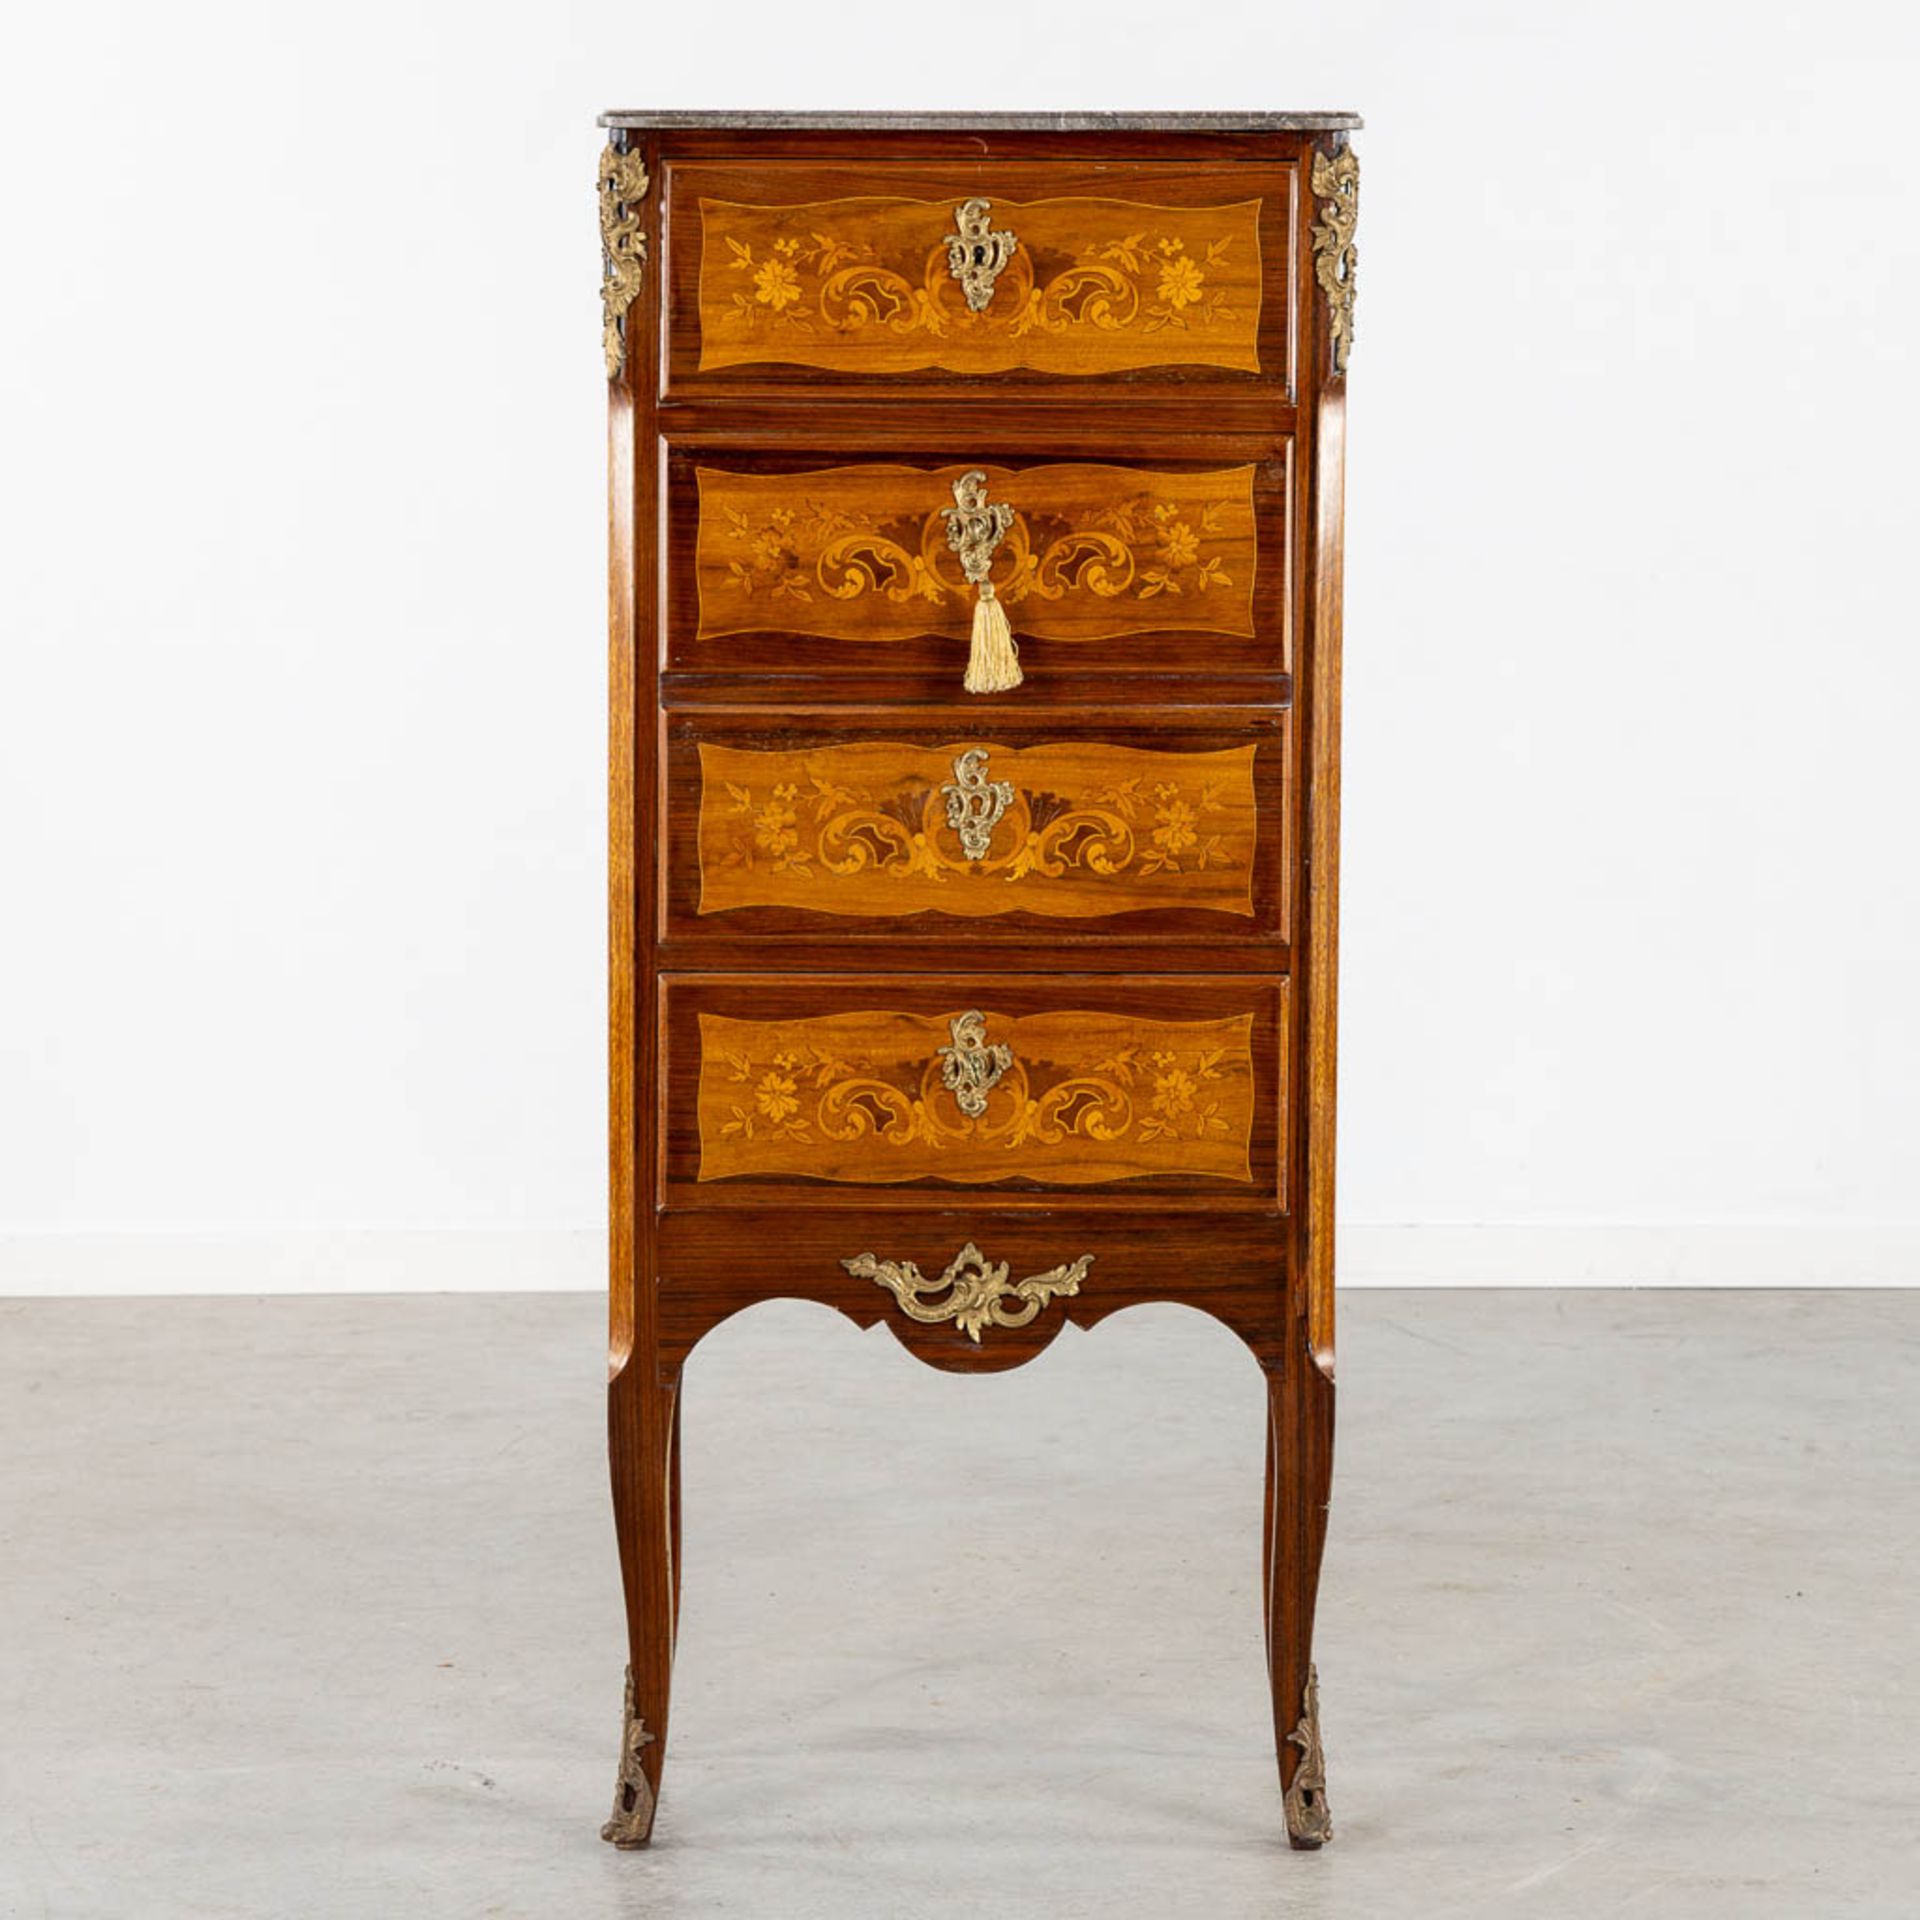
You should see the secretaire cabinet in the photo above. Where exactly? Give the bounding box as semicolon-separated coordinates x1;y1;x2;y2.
597;109;1359;1853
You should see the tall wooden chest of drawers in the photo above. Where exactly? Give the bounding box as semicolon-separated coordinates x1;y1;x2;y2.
597;109;1359;1852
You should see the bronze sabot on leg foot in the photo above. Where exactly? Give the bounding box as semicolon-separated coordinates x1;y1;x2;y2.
1283;1664;1333;1849
600;1666;659;1848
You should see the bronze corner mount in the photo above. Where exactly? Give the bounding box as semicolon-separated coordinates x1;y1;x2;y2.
1309;146;1359;377
599;141;652;380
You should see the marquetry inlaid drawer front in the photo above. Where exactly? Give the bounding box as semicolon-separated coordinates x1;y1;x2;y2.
662;715;1290;941
661;976;1287;1203
662;162;1297;392
665;452;1290;678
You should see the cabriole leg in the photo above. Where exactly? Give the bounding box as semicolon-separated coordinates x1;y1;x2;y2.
603;1359;680;1847
1264;1345;1335;1848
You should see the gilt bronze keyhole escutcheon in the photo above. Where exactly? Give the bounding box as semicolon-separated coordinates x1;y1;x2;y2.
936;1011;1013;1118
941;749;1015;861
945;198;1018;311
940;470;1015;588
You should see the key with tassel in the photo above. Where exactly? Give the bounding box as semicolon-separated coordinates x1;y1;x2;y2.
941;470;1022;694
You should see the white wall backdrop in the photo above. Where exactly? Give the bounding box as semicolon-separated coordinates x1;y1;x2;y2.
3;0;1916;1293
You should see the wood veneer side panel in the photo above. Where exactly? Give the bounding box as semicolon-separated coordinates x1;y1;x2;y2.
1297;144;1348;1378
607;317;637;1368
608;132;664;1379
1303;393;1344;1373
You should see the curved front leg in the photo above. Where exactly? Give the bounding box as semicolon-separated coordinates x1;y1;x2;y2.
604;1358;680;1847
1265;1346;1335;1848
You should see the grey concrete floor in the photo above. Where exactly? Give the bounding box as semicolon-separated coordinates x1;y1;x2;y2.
0;1290;1914;1919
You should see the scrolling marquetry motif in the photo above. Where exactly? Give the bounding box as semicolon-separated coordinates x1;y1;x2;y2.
696;740;1260;920
695;464;1257;646
696;1008;1257;1186
697;195;1263;375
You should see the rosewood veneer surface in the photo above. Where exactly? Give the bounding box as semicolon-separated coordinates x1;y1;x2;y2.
597;109;1358;1852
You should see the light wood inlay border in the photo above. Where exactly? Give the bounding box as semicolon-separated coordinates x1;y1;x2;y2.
695;194;1264;375
695;739;1260;920
692;462;1258;648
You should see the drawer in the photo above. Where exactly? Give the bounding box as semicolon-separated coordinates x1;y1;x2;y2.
661;160;1297;394
664;450;1291;680
655;1207;1297;1369
661;711;1289;943
660;975;1287;1204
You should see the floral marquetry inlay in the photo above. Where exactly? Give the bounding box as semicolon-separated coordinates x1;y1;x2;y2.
696;1009;1258;1186
696;741;1260;920
696;195;1265;375
694;464;1258;647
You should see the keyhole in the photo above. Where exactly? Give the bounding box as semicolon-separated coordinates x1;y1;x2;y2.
973;245;987;265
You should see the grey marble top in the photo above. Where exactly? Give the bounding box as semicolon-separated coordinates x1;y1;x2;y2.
597;109;1362;131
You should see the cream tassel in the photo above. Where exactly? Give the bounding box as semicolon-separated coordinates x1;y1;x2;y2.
963;581;1022;694
942;469;1023;695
